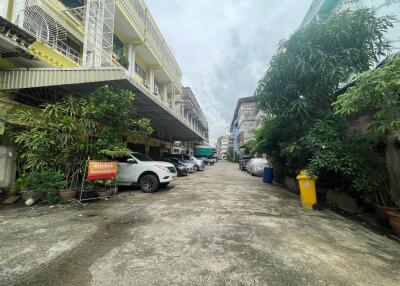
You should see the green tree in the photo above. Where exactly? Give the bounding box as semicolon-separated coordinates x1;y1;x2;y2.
226;147;234;162
334;54;400;202
14;85;153;190
254;9;393;176
255;9;393;120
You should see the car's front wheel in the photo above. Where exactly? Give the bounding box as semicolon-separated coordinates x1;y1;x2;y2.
140;174;159;193
194;165;200;171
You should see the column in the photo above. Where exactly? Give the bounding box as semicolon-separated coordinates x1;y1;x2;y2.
12;0;26;27
162;83;168;104
127;44;136;76
148;68;155;93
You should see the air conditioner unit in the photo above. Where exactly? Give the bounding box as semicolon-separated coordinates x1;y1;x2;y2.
144;80;149;88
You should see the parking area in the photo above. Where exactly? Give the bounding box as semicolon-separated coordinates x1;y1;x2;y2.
1;161;400;286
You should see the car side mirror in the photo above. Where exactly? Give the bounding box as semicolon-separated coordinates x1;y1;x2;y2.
127;158;137;164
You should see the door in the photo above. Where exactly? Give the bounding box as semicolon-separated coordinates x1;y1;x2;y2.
116;155;138;184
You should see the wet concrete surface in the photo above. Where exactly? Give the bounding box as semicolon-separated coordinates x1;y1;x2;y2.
1;161;400;285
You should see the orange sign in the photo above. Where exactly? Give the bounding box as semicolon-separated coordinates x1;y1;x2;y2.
87;161;117;181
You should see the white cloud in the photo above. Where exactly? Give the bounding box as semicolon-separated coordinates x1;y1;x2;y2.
146;0;313;144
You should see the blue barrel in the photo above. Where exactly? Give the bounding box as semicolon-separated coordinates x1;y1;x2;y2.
263;167;274;184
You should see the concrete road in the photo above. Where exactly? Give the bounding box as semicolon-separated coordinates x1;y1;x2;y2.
1;161;400;286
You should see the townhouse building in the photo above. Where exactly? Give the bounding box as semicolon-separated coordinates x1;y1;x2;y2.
301;0;400;51
0;0;207;188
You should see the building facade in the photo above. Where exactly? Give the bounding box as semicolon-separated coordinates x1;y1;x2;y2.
230;97;264;149
301;0;400;51
216;135;230;160
171;87;209;156
0;0;207;188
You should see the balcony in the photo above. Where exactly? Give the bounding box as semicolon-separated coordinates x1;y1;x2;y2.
334;0;360;14
116;0;182;92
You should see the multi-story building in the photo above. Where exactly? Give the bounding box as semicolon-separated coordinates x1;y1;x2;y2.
0;0;207;188
230;97;265;149
216;135;230;160
171;87;209;155
182;87;209;141
301;0;400;51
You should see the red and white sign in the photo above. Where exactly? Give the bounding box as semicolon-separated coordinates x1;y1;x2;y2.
87;161;117;181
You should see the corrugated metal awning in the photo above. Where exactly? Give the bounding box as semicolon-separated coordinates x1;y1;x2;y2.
0;67;204;141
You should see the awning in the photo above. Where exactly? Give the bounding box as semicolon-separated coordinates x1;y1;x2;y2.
0;67;204;141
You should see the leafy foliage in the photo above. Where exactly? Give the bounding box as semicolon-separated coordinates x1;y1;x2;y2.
334;54;400;140
16;169;67;203
14;85;153;190
242;138;256;155
255;9;393;119
283;116;385;201
226;146;234;162
253;9;394;201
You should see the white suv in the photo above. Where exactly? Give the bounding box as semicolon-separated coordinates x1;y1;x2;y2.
116;152;177;193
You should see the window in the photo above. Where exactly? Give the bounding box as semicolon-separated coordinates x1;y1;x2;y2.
116;156;131;163
135;64;146;80
113;34;124;55
132;152;153;162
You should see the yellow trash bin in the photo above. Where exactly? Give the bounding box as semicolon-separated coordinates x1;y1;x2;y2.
296;171;317;210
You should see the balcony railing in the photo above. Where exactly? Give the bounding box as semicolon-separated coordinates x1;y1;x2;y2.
117;0;182;89
301;0;324;26
334;0;360;14
13;0;82;65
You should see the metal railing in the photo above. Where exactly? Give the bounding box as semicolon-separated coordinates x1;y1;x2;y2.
55;40;81;64
334;0;360;14
117;0;182;89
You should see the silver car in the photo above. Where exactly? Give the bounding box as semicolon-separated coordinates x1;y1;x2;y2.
246;158;271;177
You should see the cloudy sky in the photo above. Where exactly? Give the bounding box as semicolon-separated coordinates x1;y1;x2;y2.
146;0;313;145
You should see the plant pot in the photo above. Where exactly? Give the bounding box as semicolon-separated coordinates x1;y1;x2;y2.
59;189;78;201
387;211;400;237
21;190;42;201
80;190;98;201
374;205;399;225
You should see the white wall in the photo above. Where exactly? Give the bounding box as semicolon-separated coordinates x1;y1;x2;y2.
0;145;16;190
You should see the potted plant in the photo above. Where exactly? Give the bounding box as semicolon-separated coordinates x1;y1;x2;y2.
95;179;115;198
387;203;400;237
59;169;79;201
373;186;399;225
17;172;43;201
80;181;98;201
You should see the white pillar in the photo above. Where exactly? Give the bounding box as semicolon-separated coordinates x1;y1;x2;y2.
12;0;26;27
162;83;168;104
128;44;136;75
148;68;155;93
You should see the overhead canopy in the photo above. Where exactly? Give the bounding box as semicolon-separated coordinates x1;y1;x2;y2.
0;67;205;141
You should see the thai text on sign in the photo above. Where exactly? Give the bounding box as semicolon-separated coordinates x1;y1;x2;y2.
87;161;118;181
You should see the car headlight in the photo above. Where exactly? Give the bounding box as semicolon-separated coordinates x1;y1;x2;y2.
155;165;169;172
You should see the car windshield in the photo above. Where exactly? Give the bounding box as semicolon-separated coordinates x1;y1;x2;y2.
132;153;153;162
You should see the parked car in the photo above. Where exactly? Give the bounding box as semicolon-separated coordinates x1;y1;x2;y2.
116;152;177;193
246;158;271;177
170;158;197;173
189;156;207;170
239;155;253;171
164;154;205;171
198;157;215;166
158;158;189;176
